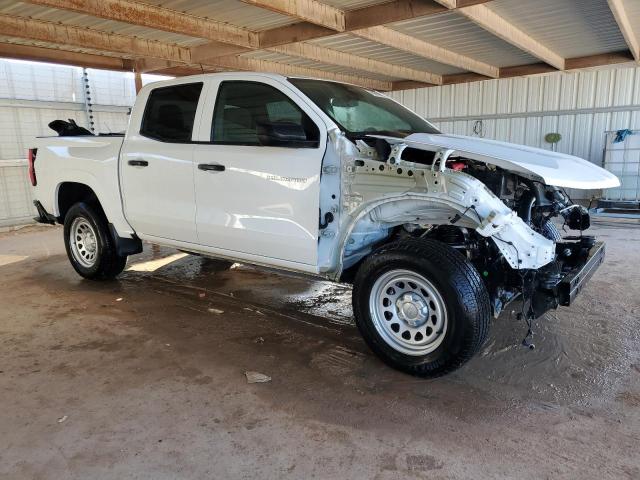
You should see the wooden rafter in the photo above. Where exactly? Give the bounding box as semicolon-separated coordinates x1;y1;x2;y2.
352;26;499;78
0;14;192;62
212;54;392;90
20;0;493;82
0;16;390;90
240;0;345;31
249;0;498;77
607;0;639;61
21;0;258;48
270;43;442;84
0;42;133;71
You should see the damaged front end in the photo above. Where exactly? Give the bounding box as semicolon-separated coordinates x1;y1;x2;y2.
318;130;613;322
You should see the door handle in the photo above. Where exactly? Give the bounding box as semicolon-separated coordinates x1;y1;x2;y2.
198;163;225;172
128;159;149;167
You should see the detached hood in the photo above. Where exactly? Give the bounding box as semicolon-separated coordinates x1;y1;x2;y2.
377;133;620;190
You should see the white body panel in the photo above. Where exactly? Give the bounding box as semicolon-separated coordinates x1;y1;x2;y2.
119;76;208;243
31;135;133;236
191;75;327;267
376;133;620;190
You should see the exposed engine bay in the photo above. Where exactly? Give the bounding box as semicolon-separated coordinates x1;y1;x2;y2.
318;132;605;334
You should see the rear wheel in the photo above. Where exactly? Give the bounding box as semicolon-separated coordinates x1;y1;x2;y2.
63;202;127;280
353;238;491;377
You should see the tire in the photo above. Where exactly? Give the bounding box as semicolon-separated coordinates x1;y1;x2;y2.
541;220;562;241
352;238;491;378
63;202;127;280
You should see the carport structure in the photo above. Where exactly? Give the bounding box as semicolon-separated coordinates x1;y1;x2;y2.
0;0;637;92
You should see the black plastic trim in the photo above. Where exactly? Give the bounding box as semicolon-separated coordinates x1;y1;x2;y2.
108;224;143;256
558;241;606;306
33;200;57;225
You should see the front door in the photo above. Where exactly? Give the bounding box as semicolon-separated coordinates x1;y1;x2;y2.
192;79;326;267
120;81;204;242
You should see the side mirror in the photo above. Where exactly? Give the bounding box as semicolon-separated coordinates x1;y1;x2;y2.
256;121;318;148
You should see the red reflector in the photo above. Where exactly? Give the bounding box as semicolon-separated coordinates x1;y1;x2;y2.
28;148;37;186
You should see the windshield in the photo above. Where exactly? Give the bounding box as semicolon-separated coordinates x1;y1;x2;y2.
288;78;440;139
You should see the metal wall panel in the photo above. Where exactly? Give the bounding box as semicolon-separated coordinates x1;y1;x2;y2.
390;64;640;199
0;59;146;226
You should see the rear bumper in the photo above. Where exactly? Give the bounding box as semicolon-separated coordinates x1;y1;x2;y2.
33;200;57;225
557;241;605;306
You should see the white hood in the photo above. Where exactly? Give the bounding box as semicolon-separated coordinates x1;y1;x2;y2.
378;133;620;190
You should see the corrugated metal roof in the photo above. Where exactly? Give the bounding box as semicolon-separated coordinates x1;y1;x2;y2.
488;0;629;58
309;33;465;75
390;11;538;68
241;49;402;81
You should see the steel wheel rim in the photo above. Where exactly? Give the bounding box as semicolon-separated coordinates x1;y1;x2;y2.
369;269;448;356
70;217;98;268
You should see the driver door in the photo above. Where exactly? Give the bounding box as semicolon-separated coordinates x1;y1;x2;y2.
192;78;327;268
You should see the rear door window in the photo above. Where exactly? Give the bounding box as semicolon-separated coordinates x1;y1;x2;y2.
140;83;203;142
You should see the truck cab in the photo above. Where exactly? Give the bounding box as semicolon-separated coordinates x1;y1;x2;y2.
30;72;619;377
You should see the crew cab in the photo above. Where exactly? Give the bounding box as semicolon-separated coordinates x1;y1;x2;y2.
29;73;620;377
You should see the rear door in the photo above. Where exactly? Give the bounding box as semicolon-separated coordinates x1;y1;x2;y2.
192;78;327;268
120;81;204;242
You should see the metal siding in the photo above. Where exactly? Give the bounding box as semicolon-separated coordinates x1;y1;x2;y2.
393;65;640;199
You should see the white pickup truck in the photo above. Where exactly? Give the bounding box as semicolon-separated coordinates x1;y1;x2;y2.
30;72;619;377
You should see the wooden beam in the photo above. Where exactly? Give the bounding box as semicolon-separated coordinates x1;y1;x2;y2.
391;80;435;90
455;4;565;70
213;54;393;90
19;0;453;84
21;0;257;48
344;0;447;31
564;50;634;70
134;58;181;73
240;0;345;31
270;43;442;84
257;0;493;46
0;16;392;90
607;0;639;61
253;0;498;79
0;42;132;71
190;42;252;63
0;14;192;62
258;23;334;48
352;26;499;77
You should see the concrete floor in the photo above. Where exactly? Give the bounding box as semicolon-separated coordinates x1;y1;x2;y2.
1;221;639;479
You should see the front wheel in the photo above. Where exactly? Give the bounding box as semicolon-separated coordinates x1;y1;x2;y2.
352;239;491;377
63;202;127;280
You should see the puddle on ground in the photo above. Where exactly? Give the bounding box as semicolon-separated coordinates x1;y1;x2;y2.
116;244;640;408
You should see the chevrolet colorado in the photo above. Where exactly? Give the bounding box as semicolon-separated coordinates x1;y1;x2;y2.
29;73;619;377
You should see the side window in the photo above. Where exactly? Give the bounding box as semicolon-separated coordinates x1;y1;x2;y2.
140;83;203;142
212;81;319;147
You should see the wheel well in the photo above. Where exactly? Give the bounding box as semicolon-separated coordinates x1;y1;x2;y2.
57;182;104;222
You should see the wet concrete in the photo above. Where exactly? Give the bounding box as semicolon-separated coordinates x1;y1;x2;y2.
0;221;639;479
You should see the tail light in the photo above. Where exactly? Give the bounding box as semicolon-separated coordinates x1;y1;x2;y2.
28;148;37;186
